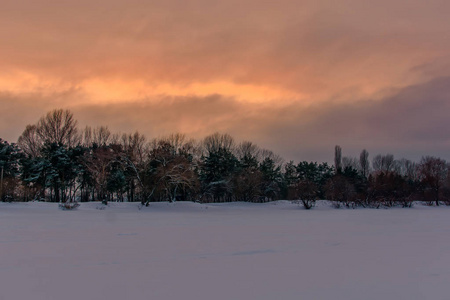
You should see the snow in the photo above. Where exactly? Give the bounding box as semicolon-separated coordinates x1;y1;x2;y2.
1;201;450;300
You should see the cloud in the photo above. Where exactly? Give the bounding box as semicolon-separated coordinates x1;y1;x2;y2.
1;0;450;163
0;87;85;142
1;0;450;103
3;76;448;163
264;76;450;162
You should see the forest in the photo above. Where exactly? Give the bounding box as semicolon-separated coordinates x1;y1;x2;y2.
0;109;449;209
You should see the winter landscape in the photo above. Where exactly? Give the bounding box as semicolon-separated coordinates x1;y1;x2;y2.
1;200;450;300
2;1;450;299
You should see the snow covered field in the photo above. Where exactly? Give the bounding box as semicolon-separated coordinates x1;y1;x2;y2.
1;201;450;300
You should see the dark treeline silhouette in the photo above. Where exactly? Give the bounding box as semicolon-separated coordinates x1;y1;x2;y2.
1;109;450;208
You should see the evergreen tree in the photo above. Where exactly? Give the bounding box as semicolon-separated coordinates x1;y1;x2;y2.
0;139;24;201
259;157;283;201
200;147;239;202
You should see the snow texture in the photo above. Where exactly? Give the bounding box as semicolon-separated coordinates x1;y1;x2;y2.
1;201;450;300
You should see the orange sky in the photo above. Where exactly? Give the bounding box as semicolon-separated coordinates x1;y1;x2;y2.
1;0;450;162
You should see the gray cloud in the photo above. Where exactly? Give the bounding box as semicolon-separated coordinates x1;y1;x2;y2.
267;76;450;162
1;0;450;163
1;0;450;99
2;76;449;163
0;87;85;142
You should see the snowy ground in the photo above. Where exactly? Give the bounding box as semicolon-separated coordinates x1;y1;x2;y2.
1;201;450;300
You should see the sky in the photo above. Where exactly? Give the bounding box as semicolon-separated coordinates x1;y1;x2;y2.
1;0;450;163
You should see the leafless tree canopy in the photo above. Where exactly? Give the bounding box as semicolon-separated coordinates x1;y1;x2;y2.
334;145;342;173
203;132;235;154
418;156;449;206
342;156;358;170
396;158;417;180
236;141;261;161
372;154;396;172
82;126;116;147
36;109;80;147
359;149;370;177
260;148;284;166
17;125;42;157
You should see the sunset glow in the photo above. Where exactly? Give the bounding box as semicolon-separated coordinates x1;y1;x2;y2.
81;79;305;105
1;0;450;162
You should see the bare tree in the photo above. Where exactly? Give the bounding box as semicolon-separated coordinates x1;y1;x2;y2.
164;133;186;152
289;179;318;209
372;155;382;172
93;126;112;146
17;125;42;157
397;158;418;181
382;154;395;172
36;109;80;147
368;170;413;208
325;175;356;208
372;154;396;172
166;134;201;162
82;126;113;147
359;149;370;177
233;167;263;202
81;145;118;201
260;148;284;166
145;140;199;203
342;156;358;170
334;145;342;174
203;132;235;154
236;141;261;162
418;156;448;206
159;157;199;202
121;131;147;165
82;126;93;147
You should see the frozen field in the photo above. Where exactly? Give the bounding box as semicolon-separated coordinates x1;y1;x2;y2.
1;201;450;300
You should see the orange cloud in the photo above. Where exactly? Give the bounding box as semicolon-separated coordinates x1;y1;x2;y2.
1;0;450;162
2;0;448;103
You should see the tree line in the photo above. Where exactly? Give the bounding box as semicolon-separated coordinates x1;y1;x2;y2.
0;109;449;208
